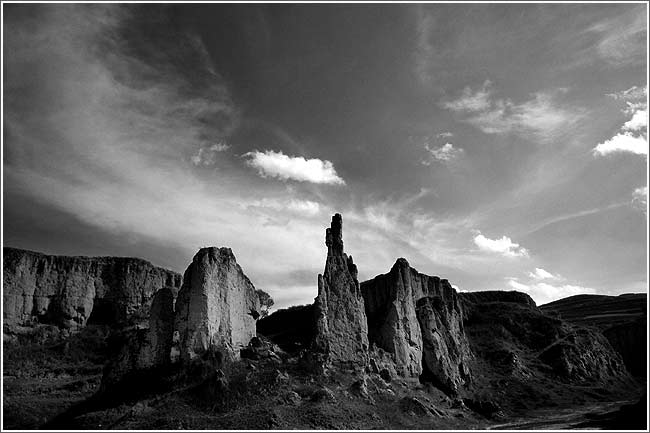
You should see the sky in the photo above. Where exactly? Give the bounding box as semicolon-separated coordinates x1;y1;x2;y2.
3;3;648;308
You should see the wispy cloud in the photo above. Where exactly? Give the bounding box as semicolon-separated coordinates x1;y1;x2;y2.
441;81;584;140
247;198;322;217
593;86;647;156
632;186;648;215
414;8;437;85
243;150;345;185
422;142;465;165
442;80;493;112
190;142;230;166
528;267;561;281
473;230;529;258
587;8;647;68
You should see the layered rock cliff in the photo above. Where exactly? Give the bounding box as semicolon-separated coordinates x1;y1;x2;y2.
174;247;261;363
313;214;369;368
3;247;181;328
361;258;473;395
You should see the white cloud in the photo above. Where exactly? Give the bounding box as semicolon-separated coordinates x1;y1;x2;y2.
595;85;647;156
507;278;596;306
528;267;558;280
623;109;648;133
190;142;230;166
441;81;582;140
423;142;464;164
593;132;647;156
632;186;648;215
243;150;345;185
473;231;529;258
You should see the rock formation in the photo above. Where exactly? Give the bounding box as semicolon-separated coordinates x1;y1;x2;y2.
174;247;261;363
361;258;472;395
101;287;175;388
138;287;175;368
538;327;628;381
313;214;369;368
3;247;181;328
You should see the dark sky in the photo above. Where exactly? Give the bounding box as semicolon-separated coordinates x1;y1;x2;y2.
3;4;647;307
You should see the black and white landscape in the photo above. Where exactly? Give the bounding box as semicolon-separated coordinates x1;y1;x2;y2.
2;3;648;431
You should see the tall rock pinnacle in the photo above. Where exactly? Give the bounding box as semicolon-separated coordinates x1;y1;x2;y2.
313;214;369;369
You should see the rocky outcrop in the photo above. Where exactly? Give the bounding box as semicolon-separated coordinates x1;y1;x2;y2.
540;293;647;378
538;327;627;381
313;214;369;368
174;247;261;363
3;247;181;328
361;258;472;395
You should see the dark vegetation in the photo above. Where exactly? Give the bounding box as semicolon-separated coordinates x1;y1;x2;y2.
256;304;316;353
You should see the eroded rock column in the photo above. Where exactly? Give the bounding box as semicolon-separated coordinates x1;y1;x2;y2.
313;214;369;368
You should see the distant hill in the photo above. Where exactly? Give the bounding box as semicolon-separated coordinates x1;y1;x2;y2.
540;293;646;330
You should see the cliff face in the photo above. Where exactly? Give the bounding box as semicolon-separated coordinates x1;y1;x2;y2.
361;259;473;395
313;214;369;368
3;247;181;328
174;247;261;363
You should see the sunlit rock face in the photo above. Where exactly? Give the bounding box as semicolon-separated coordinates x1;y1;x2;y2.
2;247;181;329
361;259;473;395
313;214;369;368
174;247;261;363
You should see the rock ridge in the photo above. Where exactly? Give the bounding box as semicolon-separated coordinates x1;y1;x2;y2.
3;247;181;328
